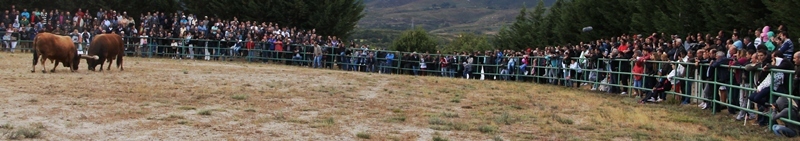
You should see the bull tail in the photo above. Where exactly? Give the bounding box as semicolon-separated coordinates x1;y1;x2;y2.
117;54;124;71
32;40;38;66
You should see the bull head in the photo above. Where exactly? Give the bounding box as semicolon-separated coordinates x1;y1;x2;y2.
80;55;100;60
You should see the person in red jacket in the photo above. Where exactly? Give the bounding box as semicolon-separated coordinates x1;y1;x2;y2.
632;50;649;96
245;37;255;62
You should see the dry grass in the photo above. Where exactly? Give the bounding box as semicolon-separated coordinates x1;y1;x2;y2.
0;52;783;140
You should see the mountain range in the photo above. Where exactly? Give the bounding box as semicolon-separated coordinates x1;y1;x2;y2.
357;0;555;36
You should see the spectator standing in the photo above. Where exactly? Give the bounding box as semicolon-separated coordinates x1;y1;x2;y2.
419;54;427;75
313;43;322;68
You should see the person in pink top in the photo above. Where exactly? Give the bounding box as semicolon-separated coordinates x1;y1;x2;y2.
519;54;529;75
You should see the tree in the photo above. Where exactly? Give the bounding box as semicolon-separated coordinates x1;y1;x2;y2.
443;33;492;53
764;0;800;39
390;27;439;53
494;0;796;50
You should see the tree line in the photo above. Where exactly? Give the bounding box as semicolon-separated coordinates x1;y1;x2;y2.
0;0;365;38
493;0;799;50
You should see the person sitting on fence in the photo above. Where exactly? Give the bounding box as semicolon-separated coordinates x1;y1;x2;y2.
771;97;800;138
751;51;792;126
506;54;516;76
2;27;10;52
520;54;529;75
463;53;474;79
229;39;241;59
640;60;672;104
499;59;509;81
292;47;303;66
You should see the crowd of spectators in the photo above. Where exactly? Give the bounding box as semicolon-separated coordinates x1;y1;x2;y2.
0;5;342;62
1;5;800;138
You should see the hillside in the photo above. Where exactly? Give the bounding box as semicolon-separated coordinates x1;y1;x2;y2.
353;0;555;48
358;0;554;36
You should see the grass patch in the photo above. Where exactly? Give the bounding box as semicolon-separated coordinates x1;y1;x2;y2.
441;112;459;118
311;117;336;128
356;132;371;139
669;114;699;124
429;117;448;125
287;118;309;124
638;124;655;131
577;126;596;131
161;114;185;121
231;94;249;100
0;123;11;129
433;135;449;141
387;115;406;122
428;117;469;131
450;97;461;103
553;114;573;125
450;94;462;103
177;120;189;125
7;127;41;139
177;106;196;110
495;112;516;125
478;125;497;133
245;109;256;112
493;136;504;141
197;109;212;115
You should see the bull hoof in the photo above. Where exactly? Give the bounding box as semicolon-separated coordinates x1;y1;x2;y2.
50;70;55;73
41;70;46;73
31;70;35;73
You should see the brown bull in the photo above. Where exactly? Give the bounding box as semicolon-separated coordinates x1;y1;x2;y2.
31;33;96;73
85;33;125;71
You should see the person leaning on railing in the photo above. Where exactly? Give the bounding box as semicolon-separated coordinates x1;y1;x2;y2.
709;51;731;113
732;49;757;120
751;51;792;126
770;51;800;138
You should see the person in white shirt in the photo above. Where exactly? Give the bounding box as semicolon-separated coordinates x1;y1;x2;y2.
139;34;148;57
184;32;194;59
567;59;582;87
170;40;178;59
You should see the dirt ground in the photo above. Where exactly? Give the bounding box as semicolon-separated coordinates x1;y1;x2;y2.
0;52;782;141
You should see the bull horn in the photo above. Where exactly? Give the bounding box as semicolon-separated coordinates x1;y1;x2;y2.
80;55;100;60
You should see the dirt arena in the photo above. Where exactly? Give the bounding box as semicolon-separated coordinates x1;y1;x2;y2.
0;52;779;140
